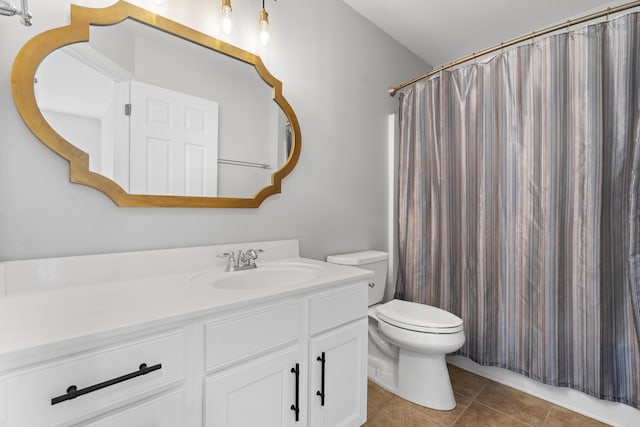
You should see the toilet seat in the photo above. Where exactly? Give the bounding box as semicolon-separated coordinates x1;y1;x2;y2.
376;299;463;334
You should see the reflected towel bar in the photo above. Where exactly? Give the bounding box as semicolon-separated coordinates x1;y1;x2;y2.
218;158;271;169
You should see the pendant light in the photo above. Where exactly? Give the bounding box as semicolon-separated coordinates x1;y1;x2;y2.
221;0;232;35
258;0;270;46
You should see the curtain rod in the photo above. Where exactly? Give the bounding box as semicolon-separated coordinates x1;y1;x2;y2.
389;0;640;97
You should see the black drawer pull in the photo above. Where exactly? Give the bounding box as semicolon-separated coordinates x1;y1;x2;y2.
51;363;162;405
316;352;326;406
290;363;300;422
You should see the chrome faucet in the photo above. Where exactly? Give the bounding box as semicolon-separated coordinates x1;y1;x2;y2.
218;249;264;272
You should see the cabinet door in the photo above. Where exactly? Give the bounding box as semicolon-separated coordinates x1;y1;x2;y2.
309;318;367;427
204;346;304;427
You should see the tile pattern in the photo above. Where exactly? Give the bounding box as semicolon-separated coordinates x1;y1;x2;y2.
364;365;611;426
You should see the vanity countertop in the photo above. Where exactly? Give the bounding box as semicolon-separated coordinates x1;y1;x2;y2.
0;256;372;367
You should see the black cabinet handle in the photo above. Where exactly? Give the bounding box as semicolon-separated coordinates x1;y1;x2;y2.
316;352;326;406
290;363;300;421
51;363;162;405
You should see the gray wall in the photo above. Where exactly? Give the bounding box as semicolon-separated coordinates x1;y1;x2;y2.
0;0;427;264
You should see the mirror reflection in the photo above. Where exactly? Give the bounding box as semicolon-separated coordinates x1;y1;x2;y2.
35;19;291;199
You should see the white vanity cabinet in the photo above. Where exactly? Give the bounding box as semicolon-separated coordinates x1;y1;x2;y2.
0;243;372;427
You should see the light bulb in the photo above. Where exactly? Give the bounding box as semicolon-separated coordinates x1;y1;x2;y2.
221;0;232;35
258;8;270;46
152;0;167;5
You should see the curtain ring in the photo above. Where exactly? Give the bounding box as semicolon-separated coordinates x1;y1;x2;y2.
565;20;573;39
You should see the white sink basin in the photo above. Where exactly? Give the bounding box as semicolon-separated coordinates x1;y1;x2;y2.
192;262;327;290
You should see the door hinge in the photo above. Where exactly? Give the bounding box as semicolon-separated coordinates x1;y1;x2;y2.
124;103;131;116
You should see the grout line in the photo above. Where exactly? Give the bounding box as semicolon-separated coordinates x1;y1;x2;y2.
541;404;553;426
450;379;487;425
448;366;490;424
449;400;471;426
472;400;537;426
473;377;491;399
469;376;552;426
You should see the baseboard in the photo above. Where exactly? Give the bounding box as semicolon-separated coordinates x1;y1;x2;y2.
446;355;640;427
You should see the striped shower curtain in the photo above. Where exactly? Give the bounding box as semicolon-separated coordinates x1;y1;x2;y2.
395;12;640;408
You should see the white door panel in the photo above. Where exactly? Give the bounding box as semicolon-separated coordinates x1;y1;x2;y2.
130;81;218;196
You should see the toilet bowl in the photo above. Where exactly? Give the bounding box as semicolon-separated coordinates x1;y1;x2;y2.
327;250;465;411
372;299;465;410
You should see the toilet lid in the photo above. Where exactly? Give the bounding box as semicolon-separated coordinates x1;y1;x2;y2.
376;299;464;334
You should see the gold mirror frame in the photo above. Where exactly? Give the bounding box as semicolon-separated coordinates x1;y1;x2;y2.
11;1;301;208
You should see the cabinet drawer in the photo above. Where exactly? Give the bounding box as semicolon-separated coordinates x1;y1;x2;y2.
3;329;185;427
205;301;301;372
309;282;367;335
85;389;186;427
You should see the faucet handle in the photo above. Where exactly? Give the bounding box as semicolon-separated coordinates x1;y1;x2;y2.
246;249;263;260
217;251;236;270
245;249;264;267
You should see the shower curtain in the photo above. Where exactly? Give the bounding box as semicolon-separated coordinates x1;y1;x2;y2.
395;12;640;408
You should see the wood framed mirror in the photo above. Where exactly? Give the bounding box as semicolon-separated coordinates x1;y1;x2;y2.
11;1;301;208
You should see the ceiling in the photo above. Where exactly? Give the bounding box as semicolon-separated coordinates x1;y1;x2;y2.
342;0;629;67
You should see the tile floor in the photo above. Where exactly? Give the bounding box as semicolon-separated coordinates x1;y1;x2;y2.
364;365;610;426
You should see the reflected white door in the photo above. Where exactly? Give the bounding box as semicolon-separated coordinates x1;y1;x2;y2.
130;80;219;196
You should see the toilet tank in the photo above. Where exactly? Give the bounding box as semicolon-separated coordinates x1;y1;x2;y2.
326;250;388;306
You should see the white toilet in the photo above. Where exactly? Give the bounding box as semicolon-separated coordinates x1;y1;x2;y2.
327;250;465;411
